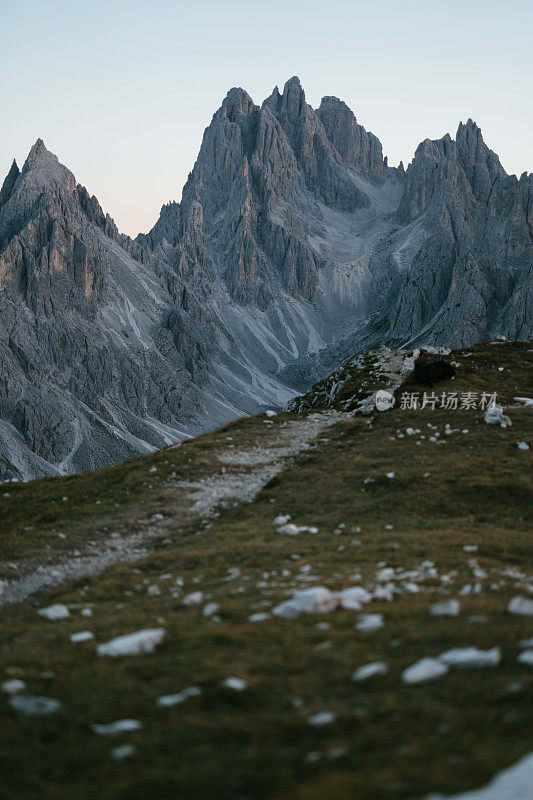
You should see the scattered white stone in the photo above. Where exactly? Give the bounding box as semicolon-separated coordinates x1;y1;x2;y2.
352;662;388;682
463;545;478;553
508;596;533;617
277;523;302;535
10;695;61;714
147;584;161;596
157;686;202;706
70;631;94;643
376;567;395;582
273;587;338;618
339;586;372;609
248;612;271;623
221;677;247;691
111;744;136;760
519;638;533;649
265;410;277;418
439;647;500;668
356;613;383;632
183;591;204;606
81;606;93;618
304;751;321;763
517;650;533;668
203;602;219;617
431;600;460;617
273;514;291;525
517;441;530;451
307;711;336;726
38;604;70;621
386;472;395;479
97;628;165;657
1;679;25;695
484;404;511;428
402;658;448;684
92;719;143;735
373;584;396;602
514;397;533;408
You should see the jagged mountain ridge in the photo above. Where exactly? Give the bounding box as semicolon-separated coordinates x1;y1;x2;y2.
0;77;531;481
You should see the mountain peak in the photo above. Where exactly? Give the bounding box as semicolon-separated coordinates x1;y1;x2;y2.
282;75;305;103
284;75;303;91
0;158;20;209
222;87;255;118
317;95;385;176
22;138;62;173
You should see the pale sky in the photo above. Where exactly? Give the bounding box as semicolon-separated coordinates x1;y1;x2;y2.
1;0;531;236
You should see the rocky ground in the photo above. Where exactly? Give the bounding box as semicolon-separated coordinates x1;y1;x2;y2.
0;340;531;800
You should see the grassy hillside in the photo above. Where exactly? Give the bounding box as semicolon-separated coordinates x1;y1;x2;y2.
0;340;532;800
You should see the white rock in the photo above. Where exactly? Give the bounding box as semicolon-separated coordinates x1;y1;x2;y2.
514;397;533;407
402;658;448;684
97;628;165;657
352;662;388;682
203;602;219;617
221;677;247;691
519;638;533;649
356;613;383;632
38;604;70;621
81;606;93;617
484;404;511;428
430;600;460;617
157;686;202;706
265;410;277;418
517;441;530;451
376;568;395;582
1;679;25;695
517;650;533;667
10;695;61;714
70;631;94;643
307;711;336;726
147;584;161;596
248;613;271;623
277;523;302;535
386;472;395;479
439;647;501;668
373;584;396;602
183;591;204;606
92;719;143;735
273;514;291;526
508;596;533;617
273;587;339;618
111;744;135;760
339;586;371;609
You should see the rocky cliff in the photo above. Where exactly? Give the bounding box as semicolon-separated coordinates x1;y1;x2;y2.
0;78;530;480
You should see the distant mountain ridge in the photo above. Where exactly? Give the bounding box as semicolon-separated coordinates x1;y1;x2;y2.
0;77;531;480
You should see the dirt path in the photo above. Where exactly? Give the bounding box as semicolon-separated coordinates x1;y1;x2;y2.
0;411;348;608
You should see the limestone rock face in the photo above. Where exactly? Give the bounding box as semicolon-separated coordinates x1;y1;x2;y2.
380;120;532;346
0;140;209;480
0;79;530;480
317;96;385;176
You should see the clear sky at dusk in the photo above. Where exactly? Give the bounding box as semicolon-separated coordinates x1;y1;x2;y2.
1;0;531;236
